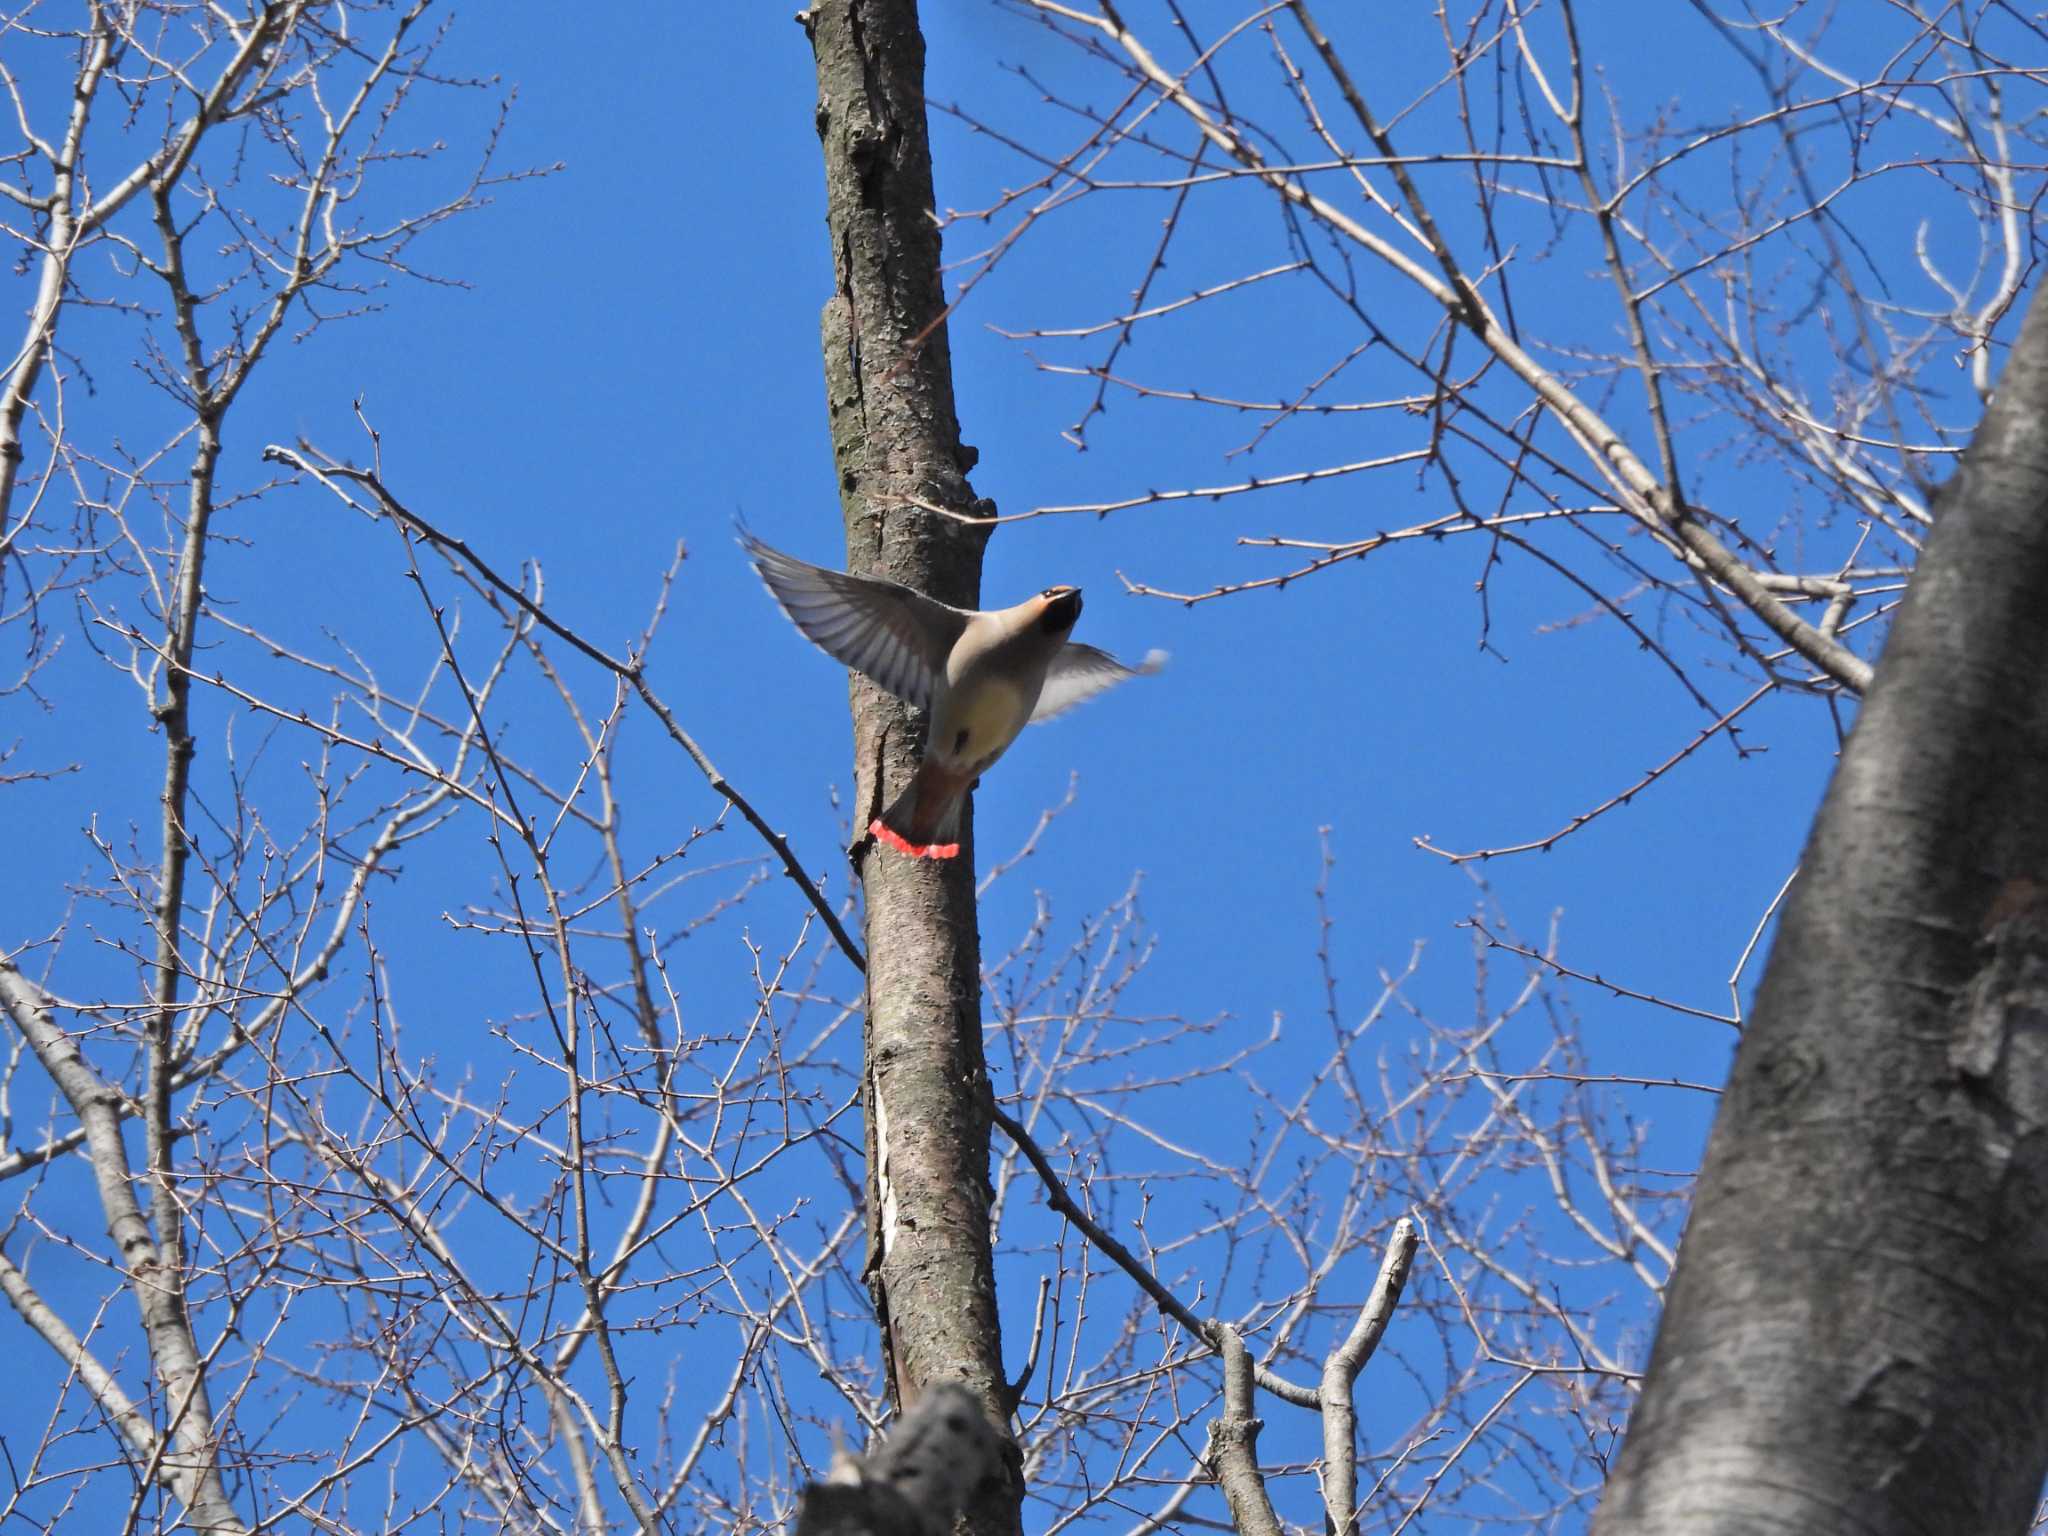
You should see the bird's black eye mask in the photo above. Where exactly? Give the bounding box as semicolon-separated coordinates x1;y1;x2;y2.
1040;589;1083;632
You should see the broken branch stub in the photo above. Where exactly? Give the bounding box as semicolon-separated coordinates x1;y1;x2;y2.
796;1384;1007;1536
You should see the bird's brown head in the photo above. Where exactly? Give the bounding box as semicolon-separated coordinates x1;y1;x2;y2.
1038;586;1083;634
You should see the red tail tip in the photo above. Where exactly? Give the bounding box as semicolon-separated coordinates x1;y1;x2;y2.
870;819;960;860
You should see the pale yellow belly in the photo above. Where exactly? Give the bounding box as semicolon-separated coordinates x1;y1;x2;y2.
930;677;1035;774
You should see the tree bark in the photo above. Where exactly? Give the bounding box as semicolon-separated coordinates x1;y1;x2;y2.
1592;286;2048;1532
805;4;1020;1533
795;1383;1007;1536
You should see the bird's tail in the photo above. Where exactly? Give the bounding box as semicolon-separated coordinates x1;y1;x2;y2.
871;759;972;860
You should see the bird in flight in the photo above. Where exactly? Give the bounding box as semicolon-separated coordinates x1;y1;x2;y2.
742;528;1165;860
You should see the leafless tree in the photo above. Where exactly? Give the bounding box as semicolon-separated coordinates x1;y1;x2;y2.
7;2;2041;1534
797;3;1691;1532
1593;274;2048;1536
942;1;2045;720
917;0;2048;1531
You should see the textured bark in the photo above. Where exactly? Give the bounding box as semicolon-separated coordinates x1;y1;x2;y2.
795;1384;1007;1536
0;960;245;1532
1592;287;2048;1532
1206;1326;1283;1536
805;4;1019;1533
1319;1218;1419;1536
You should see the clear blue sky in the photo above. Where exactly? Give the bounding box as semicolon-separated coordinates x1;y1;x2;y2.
7;2;1967;1529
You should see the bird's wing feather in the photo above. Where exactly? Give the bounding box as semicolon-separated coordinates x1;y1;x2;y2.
1030;643;1168;722
742;529;969;710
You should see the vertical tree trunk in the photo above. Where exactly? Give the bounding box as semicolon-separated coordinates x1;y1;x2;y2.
805;5;1021;1533
1592;288;2048;1531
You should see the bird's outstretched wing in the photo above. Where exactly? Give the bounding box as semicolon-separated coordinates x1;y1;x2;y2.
1031;643;1168;722
741;528;969;710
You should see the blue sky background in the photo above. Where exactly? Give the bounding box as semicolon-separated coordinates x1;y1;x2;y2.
5;1;2010;1530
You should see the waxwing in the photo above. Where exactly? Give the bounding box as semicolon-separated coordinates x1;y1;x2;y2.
742;528;1165;859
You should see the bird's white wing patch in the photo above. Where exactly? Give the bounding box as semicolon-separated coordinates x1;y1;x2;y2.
742;529;969;710
1030;643;1167;723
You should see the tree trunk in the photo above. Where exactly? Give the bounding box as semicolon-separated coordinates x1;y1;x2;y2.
805;4;1021;1534
1592;286;2048;1531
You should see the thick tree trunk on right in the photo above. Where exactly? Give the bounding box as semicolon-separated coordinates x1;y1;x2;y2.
1592;288;2048;1531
